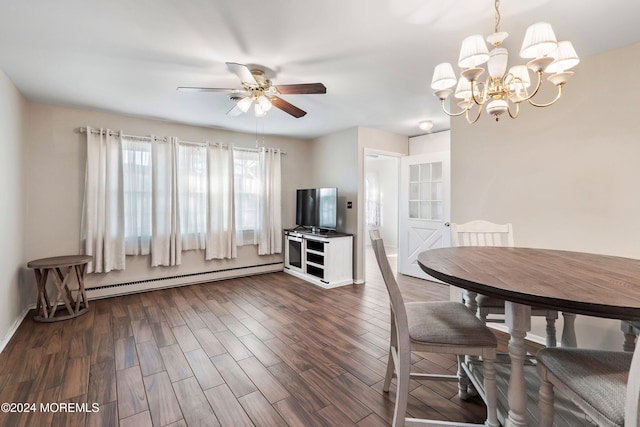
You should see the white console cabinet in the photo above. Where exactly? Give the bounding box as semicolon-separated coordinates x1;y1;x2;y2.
284;230;353;289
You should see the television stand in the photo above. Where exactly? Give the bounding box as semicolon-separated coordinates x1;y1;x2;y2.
283;229;353;289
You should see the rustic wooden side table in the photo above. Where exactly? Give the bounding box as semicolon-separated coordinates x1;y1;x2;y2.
27;255;93;322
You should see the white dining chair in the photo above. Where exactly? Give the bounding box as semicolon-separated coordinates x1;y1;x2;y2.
537;344;640;427
369;229;499;427
451;220;562;348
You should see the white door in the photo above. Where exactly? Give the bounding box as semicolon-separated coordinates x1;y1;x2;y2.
398;152;451;279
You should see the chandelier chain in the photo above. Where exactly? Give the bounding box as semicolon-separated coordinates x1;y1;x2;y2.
494;0;501;33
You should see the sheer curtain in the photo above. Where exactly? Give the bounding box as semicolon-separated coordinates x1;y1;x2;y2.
206;143;236;260
151;137;181;267
258;147;282;255
122;138;152;255
177;142;207;251
234;149;260;245
81;127;126;273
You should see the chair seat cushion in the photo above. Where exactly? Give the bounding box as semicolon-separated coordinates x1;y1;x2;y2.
405;301;497;347
537;348;632;427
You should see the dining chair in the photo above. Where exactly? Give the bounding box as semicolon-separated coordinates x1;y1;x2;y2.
451;220;561;348
622;320;640;352
537;345;640;427
369;229;499;427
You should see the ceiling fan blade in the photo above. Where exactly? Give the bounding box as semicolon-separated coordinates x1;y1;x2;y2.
275;83;327;95
226;62;257;84
177;87;245;93
271;96;307;118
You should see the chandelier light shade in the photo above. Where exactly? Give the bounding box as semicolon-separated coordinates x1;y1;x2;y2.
431;63;457;91
431;0;579;123
458;35;490;68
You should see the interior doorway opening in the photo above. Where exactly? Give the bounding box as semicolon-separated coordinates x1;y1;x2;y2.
364;150;400;277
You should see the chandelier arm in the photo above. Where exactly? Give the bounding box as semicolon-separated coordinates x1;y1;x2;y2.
507;101;521;119
528;84;563;108
465;104;483;124
470;79;488;106
440;99;471;117
515;71;543;102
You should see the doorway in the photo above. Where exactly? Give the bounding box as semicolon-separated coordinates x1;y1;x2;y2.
364;151;400;273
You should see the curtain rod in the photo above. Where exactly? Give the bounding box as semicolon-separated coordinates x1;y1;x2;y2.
77;127;286;154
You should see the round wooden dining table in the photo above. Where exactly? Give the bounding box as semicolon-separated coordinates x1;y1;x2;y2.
418;246;640;427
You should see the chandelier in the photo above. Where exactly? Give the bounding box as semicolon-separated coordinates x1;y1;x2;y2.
430;0;579;123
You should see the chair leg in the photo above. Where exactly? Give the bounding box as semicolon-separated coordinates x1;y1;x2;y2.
623;332;637;352
621;321;637;352
545;314;557;348
457;355;470;400
393;344;411;427
383;347;395;393
538;369;555;427
384;315;397;392
560;313;577;347
483;356;499;427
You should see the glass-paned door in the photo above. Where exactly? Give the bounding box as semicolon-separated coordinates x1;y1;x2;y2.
399;152;450;279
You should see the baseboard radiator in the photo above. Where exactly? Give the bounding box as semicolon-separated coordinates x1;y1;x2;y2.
86;262;284;300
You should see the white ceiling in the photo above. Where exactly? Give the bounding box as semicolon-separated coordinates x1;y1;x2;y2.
1;0;639;139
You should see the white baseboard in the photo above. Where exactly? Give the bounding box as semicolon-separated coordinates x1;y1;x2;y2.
87;263;284;300
0;306;32;354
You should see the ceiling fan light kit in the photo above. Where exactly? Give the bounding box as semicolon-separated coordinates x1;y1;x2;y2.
178;62;326;119
431;0;579;123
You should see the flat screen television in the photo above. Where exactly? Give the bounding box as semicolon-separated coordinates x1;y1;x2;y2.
296;188;338;231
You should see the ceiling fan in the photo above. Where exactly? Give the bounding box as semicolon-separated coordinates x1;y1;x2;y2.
177;62;326;118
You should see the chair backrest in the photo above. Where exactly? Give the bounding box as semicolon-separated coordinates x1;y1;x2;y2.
451;220;514;247
369;229;409;332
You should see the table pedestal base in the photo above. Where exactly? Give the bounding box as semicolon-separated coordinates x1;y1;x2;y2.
28;255;92;323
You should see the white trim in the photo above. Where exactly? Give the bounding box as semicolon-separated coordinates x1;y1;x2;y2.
0;306;32;354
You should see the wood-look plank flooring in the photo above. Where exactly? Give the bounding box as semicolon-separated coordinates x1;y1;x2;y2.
1;248;497;426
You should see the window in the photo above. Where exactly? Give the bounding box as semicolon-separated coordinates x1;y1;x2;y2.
177;144;207;250
117;137;276;259
122;138;152;255
233;149;260;245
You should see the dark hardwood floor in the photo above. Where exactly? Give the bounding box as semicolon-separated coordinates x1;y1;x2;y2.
0;247;495;426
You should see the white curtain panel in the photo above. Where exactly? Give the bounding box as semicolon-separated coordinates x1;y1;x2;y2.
258;148;282;255
206;143;237;260
151;137;182;267
81;127;126;273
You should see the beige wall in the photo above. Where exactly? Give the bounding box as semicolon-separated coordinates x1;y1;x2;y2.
451;42;640;349
410;130;451;155
0;70;27;348
309;127;359;235
22;104;312;297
